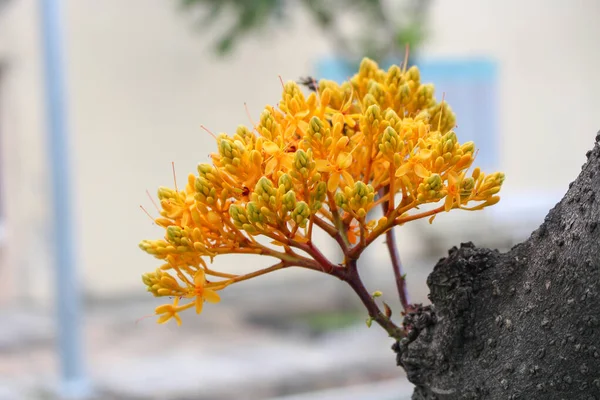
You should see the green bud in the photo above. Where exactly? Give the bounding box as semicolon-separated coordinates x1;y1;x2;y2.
460;177;475;199
278;173;294;193
334;191;347;209
398;82;411;105
246;202;263;224
291;201;310;227
365;104;381;126
229;204;248;228
157;186;177;200
281;190;297;213
292;149;314;178
461;141;475;154
406;65;420;85
385;65;402;87
166;225;183;243
235;125;253;142
384;109;401;128
368;81;386;105
359;92;375;108
308;116;325;135
197;163;214;178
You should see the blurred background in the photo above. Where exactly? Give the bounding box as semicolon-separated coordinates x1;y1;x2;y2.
0;0;599;399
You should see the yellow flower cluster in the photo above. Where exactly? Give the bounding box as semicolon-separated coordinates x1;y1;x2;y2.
140;58;504;325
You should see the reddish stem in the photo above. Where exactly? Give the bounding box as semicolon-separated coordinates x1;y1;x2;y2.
341;260;404;339
379;186;410;310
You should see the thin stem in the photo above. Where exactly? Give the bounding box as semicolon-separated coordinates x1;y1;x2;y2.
344;260;404;340
372;193;390;209
313;215;349;253
388;167;396;211
349;200;419;259
379;185;410;311
225;239;316;269
395;205;445;225
259;220;339;273
359;218;367;249
307;216;314;241
328;194;352;250
290;238;339;273
206;250;331;290
318;208;334;222
311;213;337;236
228;261;287;285
203;267;238;279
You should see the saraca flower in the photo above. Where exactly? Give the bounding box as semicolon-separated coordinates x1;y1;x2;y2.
139;58;504;333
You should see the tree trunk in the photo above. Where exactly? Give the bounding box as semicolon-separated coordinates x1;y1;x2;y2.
395;132;600;399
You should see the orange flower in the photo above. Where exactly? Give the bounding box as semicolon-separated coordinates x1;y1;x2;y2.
155;297;194;326
316;152;355;192
346;221;360;244
444;172;463;212
262;139;294;176
187;269;222;314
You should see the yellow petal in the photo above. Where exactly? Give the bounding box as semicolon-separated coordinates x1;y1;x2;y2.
414;163;430;179
448;171;458;186
295;109;310;119
337;152;353;169
283;124;296;139
395;162;411;177
156;314;170;324
293;234;310;243
263;141;280;155
315;159;332;172
444;193;453;212
174;314;182;326
328;173;340;192
194;270;206;286
204;289;221;304
155;304;173;314
344;115;357;128
297;120;309;133
195;297;204;314
341;170;355;188
418;149;432;160
335;136;349;150
280;154;294;170
265;157;277;175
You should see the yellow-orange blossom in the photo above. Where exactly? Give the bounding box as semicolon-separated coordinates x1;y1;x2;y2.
140;58;504;327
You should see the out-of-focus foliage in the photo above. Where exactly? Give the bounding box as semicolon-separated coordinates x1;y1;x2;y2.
178;0;431;61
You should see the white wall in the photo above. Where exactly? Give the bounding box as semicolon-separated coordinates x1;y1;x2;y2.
425;0;600;192
0;0;52;303
0;0;599;301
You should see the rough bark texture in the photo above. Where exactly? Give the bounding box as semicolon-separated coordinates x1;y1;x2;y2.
395;133;600;399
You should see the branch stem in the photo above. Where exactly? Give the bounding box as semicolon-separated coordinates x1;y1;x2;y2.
379;185;410;310
344;260;404;339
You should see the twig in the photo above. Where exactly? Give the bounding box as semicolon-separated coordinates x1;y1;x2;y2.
342;260;404;340
379;186;410;310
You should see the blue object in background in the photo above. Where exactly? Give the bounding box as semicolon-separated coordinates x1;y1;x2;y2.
39;0;90;397
315;58;500;171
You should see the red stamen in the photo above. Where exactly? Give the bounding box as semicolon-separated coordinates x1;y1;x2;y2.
171;162;178;192
146;189;160;213
140;205;155;224
200;125;218;140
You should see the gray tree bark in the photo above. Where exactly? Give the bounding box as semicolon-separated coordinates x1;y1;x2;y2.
394;132;600;399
